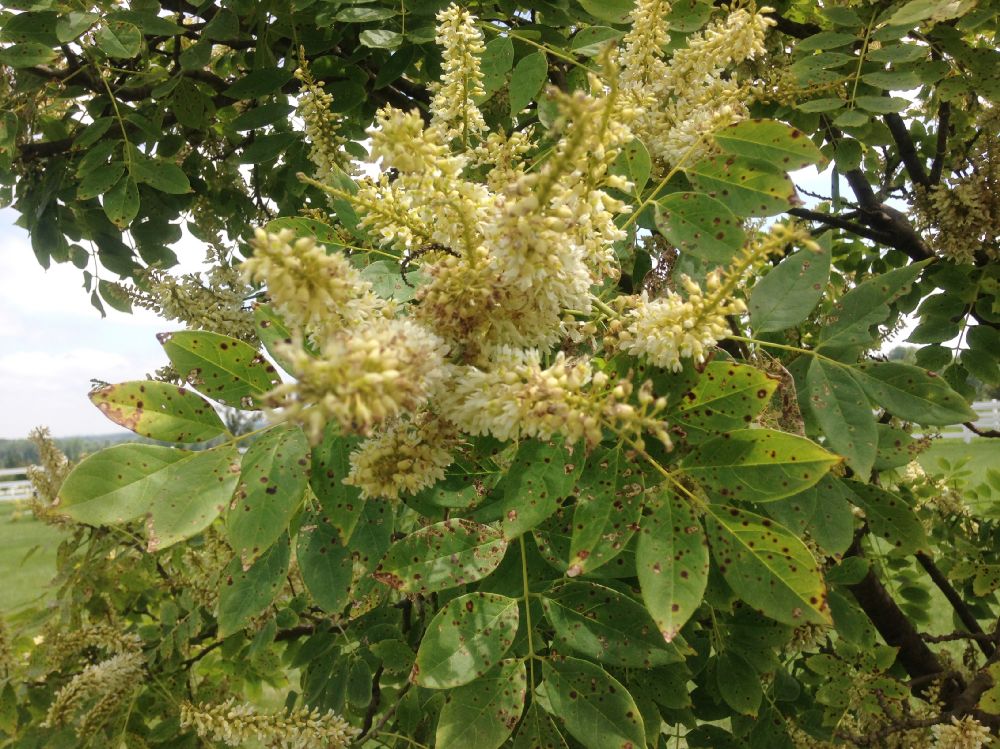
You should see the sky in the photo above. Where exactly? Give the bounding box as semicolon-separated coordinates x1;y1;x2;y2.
0;207;208;439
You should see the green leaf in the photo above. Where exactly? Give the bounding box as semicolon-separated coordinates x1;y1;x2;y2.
361;259;422;302
637;491;709;642
240;132;298;163
833;109;869;128
796;97;846;113
579;0;634;22
226;424;309;564
491;440;582;539
345;500;394;618
297;506;355;613
509;52;548;113
685;155;798;217
716;651;762;715
436;659;527;749
89;380;227;443
481;36;514;93
567;446;643;576
414;593;519;689
103;174;139;228
159;330;281;409
855;95;910;113
231;102;296;131
818;261;930;354
671;361;778;441
217;534;290;637
764;476;856;557
868;44;928;63
851;361;977;425
252;304;299;375
804;358;877;476
532;504;637;580
512;703;568;749
373;519;507;595
542;581;682;667
95;21;142;58
360;29;403;49
77;161;127;200
681;429;840;503
0;42;57;67
714;120;827;171
666;0;715;31
874;424;916;470
58;444;240;550
655;192;747;265
796;31;858;51
843;481;929;555
55;11;98;42
613;138;651;193
705;505;831;626
750;241;831;332
570;26;623;56
264;215;344;246
224;69;294;99
131;157;191;194
335;6;397;21
309;424;364;543
538;656;645;749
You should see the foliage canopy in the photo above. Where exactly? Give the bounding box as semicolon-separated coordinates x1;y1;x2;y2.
2;0;1000;748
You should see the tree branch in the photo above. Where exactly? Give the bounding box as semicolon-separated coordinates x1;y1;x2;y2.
884;113;930;188
916;551;995;658
788;207;896;244
928;101;951;186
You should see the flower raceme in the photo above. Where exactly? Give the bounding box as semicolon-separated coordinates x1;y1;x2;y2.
239;2;802;501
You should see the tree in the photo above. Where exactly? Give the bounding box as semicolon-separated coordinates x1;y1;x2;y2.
2;1;1000;747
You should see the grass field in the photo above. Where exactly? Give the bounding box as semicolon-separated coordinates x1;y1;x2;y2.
0;501;64;614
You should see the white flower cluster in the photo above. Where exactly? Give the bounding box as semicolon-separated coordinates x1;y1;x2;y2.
180;698;358;749
622;0;775;166
931;716;993;749
295;62;351;186
43;651;144;731
430;4;488;142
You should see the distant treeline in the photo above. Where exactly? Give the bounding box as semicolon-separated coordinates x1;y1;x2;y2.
0;434;142;469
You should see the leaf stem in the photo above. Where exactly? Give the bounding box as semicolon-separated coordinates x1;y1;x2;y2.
621;131;710;230
519;535;538;689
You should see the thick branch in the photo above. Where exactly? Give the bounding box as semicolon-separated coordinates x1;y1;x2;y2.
788;207;896;244
884;113;930;188
928;101;951;186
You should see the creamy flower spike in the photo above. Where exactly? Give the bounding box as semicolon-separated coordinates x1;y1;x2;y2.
241;228;381;337
295;62;351;186
346;417;458;500
267;318;447;441
181;699;357;749
431;4;488;143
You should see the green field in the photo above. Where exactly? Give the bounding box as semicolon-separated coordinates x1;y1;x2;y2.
0;501;65;614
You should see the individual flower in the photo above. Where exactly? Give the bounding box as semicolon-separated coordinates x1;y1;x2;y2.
345;417;458;500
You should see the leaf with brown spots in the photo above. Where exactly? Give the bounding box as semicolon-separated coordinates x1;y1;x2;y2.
225;424;309;567
159;329;281;409
841;480;928;556
566;446;644;577
373;519;507;595
850;360;977;426
252;304;301;375
309;422;364;543
714;119;828;171
89;380;228;443
541;581;684;667
533;504;637;579
637;491;709;643
296;506;354;613
684;154;798;218
538;656;645;749
705;504;831;626
804;357;877;477
715;650;762;716
655;191;746;265
57;443;240;550
435;659;527;749
217;533;290;637
680;428;840;503
512;703;568;749
749;237;831;333
670;362;779;441
414;592;519;689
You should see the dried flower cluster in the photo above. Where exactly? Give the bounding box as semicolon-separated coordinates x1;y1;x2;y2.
180;698;358;749
239;3;788;501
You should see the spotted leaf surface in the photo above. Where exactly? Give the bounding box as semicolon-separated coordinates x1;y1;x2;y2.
226;424;309;565
637;491;709;642
309;423;364;543
533;505;636;579
495;440;583;540
159;329;281;409
684;155;798;218
714;119;828;171
252;304;299;375
671;362;778;441
655;191;746;264
567;447;644;577
851;361;977;425
842;481;928;555
217;533;290;637
58;443;240;550
297;506;354;614
538;656;645;749
89;380;228;443
435;659;527;749
874;424;916;470
345;500;394;619
805;358;877;477
705;505;831;626
715;650;762;716
414;592;519;689
680;429;840;503
541;581;682;668
512;703;568;749
374;519;507;595
749;239;831;333
764;475;856;558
